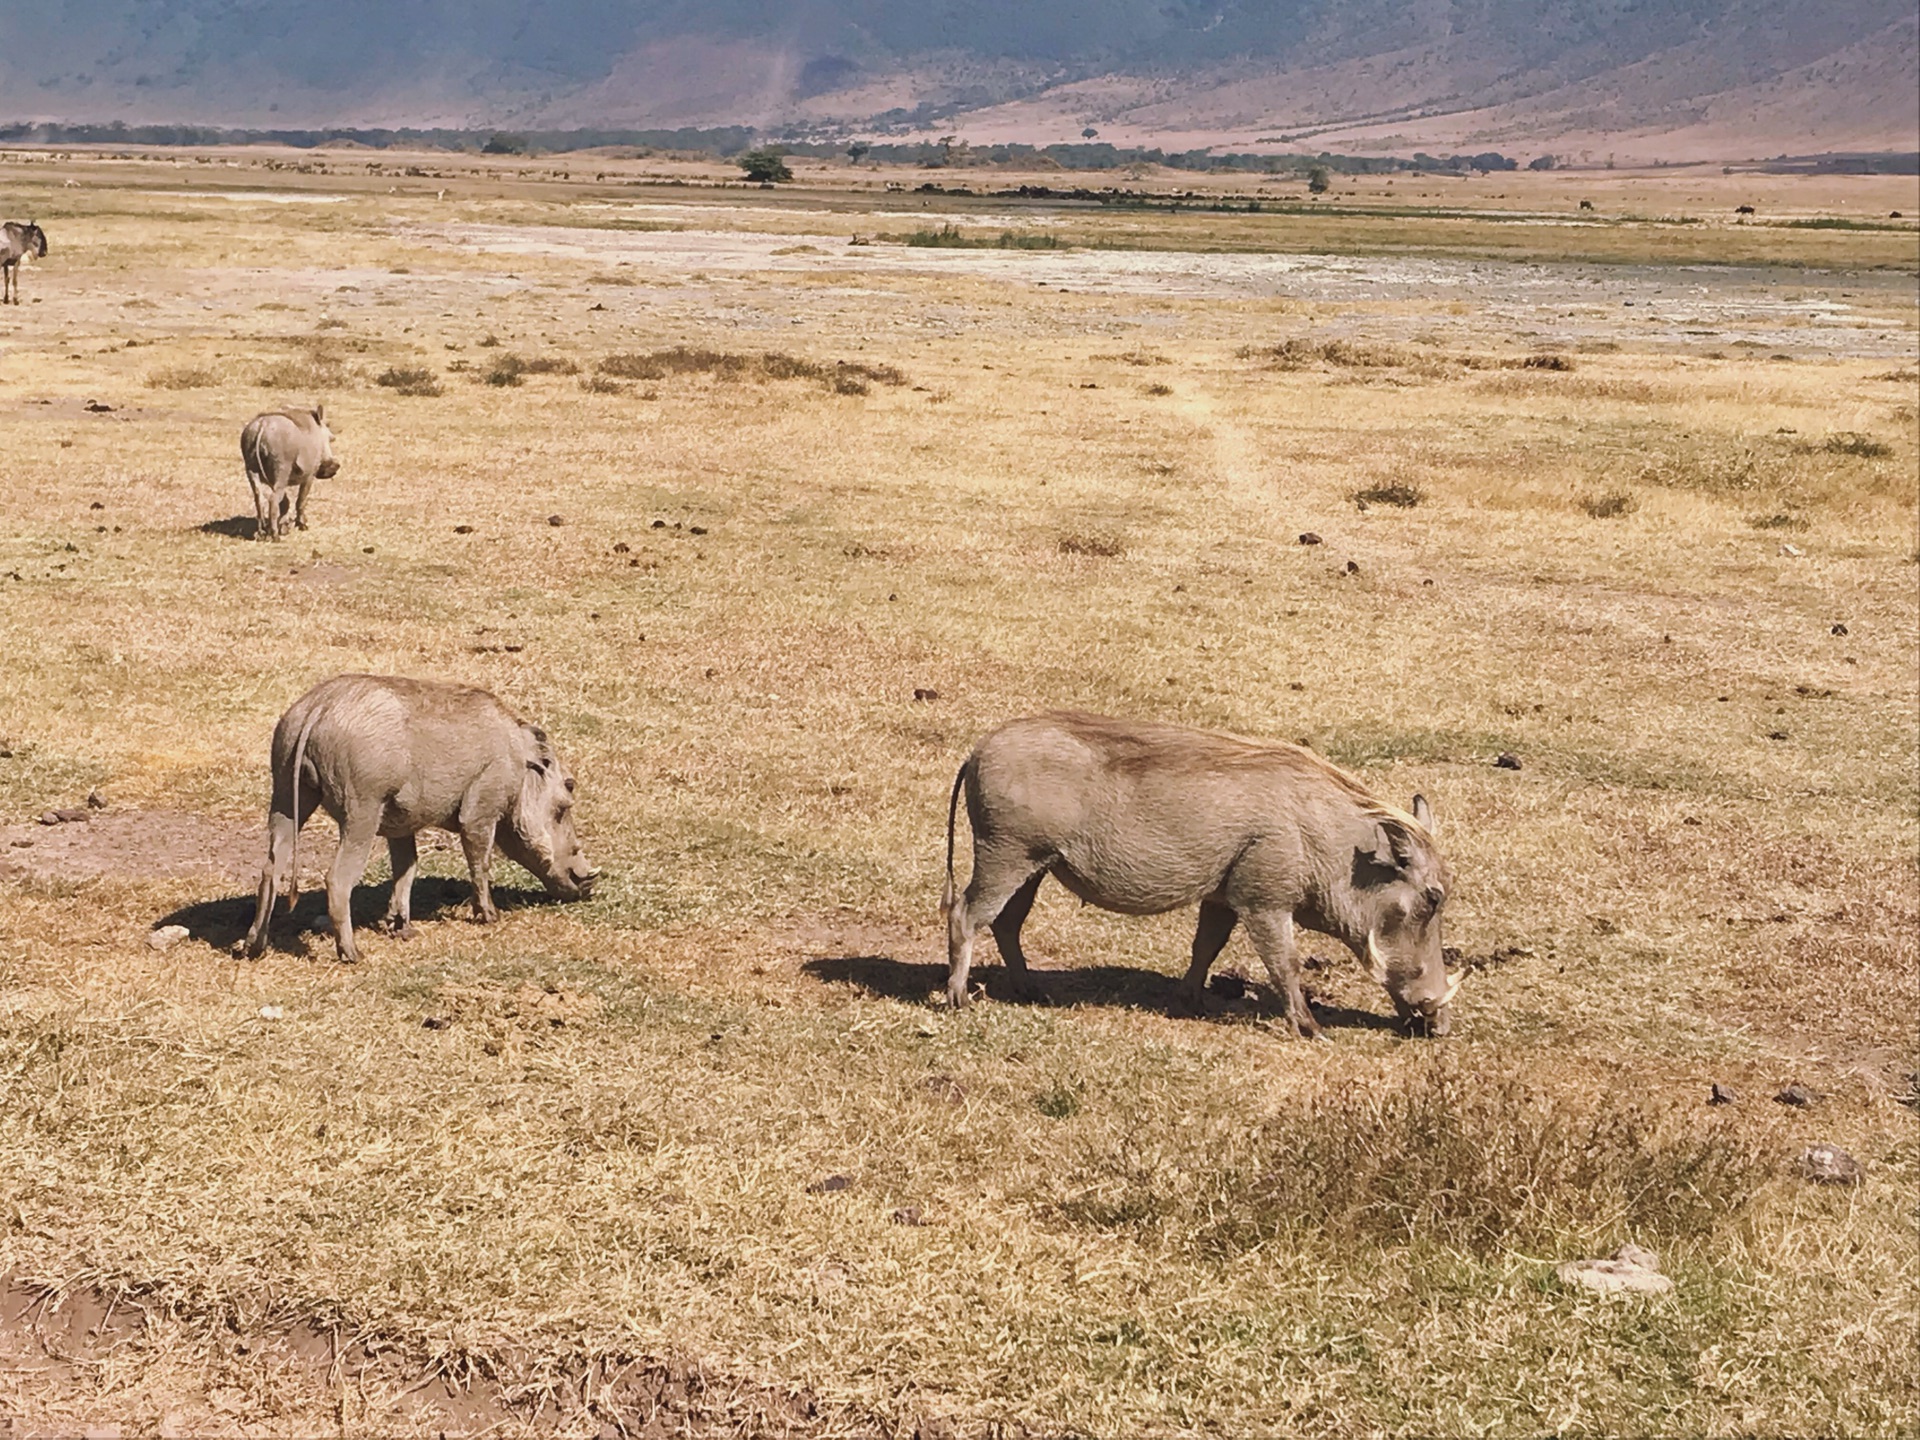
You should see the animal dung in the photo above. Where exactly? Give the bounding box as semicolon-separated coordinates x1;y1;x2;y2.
651;519;667;529
1298;532;1323;545
1830;623;1848;636
454;524;475;534
1774;1083;1815;1107
1557;1244;1673;1297
1494;753;1522;771
1709;1083;1738;1105
912;687;940;702
689;525;708;535
548;514;567;526
422;1015;452;1030
1343;560;1360;574
612;542;630;553
805;1174;852;1194
146;924;190;951
1798;1143;1864;1186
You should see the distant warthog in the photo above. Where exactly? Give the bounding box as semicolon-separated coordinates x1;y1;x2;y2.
942;712;1460;1036
240;404;339;539
242;674;597;963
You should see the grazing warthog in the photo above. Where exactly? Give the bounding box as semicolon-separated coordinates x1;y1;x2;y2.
240;405;339;539
2;220;48;305
242;674;597;963
942;712;1460;1036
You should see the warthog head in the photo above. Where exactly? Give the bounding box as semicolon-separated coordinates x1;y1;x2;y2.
1359;794;1459;1036
310;403;341;479
497;725;598;901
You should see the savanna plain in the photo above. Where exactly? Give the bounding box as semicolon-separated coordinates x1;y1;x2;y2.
0;148;1916;1437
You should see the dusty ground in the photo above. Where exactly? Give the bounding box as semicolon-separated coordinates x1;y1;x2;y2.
0;150;1915;1437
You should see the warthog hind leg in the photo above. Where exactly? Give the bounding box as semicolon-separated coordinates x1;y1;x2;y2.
948;847;1047;1008
383;834;420;938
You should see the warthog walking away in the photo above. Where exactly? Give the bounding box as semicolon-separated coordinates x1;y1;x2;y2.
943;713;1460;1036
2;221;47;304
240;405;339;539
243;674;597;962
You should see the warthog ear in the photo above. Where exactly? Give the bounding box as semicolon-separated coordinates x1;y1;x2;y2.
1374;821;1416;870
1412;794;1436;835
312;403;325;424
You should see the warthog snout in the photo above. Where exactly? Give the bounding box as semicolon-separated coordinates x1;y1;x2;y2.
316;458;341;479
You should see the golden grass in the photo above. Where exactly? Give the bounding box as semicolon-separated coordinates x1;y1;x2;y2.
0;149;1915;1435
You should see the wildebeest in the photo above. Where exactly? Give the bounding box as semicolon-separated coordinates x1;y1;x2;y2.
942;713;1460;1036
242;674;597;963
2;220;47;305
240;405;340;539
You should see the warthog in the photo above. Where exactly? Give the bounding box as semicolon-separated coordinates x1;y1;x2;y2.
942;712;1460;1036
242;674;597;963
240;404;339;539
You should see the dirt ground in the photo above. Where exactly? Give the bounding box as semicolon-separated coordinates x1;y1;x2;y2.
0;149;1915;1437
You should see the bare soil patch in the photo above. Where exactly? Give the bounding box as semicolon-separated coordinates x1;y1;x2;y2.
0;809;259;888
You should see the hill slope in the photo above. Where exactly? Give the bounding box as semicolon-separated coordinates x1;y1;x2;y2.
1;0;1914;158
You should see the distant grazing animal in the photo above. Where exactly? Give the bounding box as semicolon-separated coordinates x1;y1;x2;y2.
2;220;48;304
242;674;598;963
1735;204;1755;215
942;713;1460;1036
240;404;339;539
1578;200;1594;211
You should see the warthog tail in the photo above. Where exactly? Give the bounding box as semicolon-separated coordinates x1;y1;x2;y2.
942;759;969;915
285;704;325;907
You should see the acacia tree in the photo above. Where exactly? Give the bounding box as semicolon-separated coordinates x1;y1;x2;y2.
737;148;793;183
1306;164;1331;194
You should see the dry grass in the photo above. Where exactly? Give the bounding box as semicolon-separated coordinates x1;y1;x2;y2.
0;150;1914;1437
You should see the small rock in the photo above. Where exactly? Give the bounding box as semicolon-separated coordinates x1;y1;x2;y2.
650;519;667;529
258;1005;285;1021
1557;1244;1673;1297
422;1015;451;1030
912;687;940;702
806;1174;852;1194
86;788;105;809
1798;1143;1864;1186
689;525;708;535
90;501;104;511
1830;623;1848;636
1494;752;1522;771
548;514;567;527
453;524;474;534
1709;1083;1738;1106
1774;1083;1815;1107
1298;532;1322;546
9;837;32;848
1343;559;1360;575
39;807;89;825
1778;542;1804;557
890;1206;926;1226
147;925;191;951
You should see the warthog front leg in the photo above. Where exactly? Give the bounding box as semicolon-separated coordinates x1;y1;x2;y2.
1244;910;1323;1040
947;847;1047;1007
460;823;499;924
382;834;420;938
293;473;313;531
325;806;381;963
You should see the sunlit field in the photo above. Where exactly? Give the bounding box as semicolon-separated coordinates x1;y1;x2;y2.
1;146;1916;1436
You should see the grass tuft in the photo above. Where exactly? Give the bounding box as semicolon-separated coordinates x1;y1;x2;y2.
1582;490;1638;518
1353;482;1424;508
374;366;443;397
146;366;220;390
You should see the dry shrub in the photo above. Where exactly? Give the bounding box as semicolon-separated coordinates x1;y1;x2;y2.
1144;382;1173;396
579;374;628;395
1515;352;1575;371
1245;337;1418;370
256;357;353;390
1353;482;1424;508
1820;431;1893;459
1582;490;1638;518
595;348;905;394
375;366;442;397
146;366;219;390
315;318;349;331
1637;445;1785;496
1747;511;1809;531
1056;1069;1771;1258
1057;532;1126;557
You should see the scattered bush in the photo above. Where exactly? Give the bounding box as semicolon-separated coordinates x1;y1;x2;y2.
1145;382;1173;396
1058;532;1126;557
1582;490;1638;518
595;347;905;394
480;354;577;387
375;366;442;397
256;358;352;390
1517;352;1575;371
579;375;628;395
146;366;219;390
1748;511;1809;531
903;225;1062;249
736;148;793;184
1245;337;1419;370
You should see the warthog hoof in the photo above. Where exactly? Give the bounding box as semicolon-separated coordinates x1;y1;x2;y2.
384;919;417;940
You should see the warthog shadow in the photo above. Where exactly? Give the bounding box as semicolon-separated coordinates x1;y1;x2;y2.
198;515;260;540
800;952;1396;1030
154;876;554;957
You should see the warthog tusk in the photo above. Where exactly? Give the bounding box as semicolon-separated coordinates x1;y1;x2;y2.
1443;969;1465;1005
1366;930;1389;984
